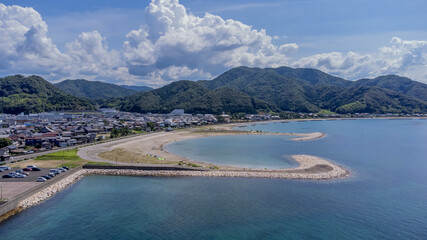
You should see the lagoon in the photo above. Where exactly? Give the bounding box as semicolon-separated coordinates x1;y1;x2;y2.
0;119;426;239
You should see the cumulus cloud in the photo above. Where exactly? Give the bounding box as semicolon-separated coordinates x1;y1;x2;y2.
1;1;427;86
0;4;66;72
294;37;427;82
64;31;129;80
0;4;137;82
122;0;296;82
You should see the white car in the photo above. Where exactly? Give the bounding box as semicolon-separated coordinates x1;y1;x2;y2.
50;169;61;175
14;173;27;178
0;166;11;170
27;165;38;168
36;177;47;182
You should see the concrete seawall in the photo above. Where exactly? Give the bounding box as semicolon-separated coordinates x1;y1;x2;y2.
82;165;208;171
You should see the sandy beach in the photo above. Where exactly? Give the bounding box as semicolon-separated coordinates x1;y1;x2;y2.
78;128;348;179
4;124;349;221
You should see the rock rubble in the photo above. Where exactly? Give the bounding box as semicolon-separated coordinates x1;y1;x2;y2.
17;160;349;211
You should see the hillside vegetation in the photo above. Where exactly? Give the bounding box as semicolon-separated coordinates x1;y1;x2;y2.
118;80;275;114
0;75;94;114
55;79;139;99
2;66;427;115
198;67;427;114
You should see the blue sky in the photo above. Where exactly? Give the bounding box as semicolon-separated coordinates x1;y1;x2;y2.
1;0;427;86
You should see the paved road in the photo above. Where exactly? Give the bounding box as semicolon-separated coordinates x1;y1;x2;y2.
1;133;149;165
0;182;42;200
77;132;179;167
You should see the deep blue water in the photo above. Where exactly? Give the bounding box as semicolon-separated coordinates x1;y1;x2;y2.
0;119;426;239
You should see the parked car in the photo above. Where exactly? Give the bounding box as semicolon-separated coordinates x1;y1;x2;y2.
36;177;47;182
15;170;29;176
50;169;60;175
14;173;27;178
48;172;56;177
41;175;52;179
31;167;41;171
27;165;38;168
23;168;33;171
0;166;11;170
62;166;70;170
0;168;4;172
2;174;14;178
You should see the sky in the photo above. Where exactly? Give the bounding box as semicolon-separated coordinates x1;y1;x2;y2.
1;0;427;87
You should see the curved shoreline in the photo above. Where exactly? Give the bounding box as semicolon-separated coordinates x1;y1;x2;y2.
78;128;349;180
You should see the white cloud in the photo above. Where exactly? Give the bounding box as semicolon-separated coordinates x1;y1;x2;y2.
0;4;137;83
294;37;427;82
1;1;427;86
64;31;126;80
0;4;66;72
122;0;296;82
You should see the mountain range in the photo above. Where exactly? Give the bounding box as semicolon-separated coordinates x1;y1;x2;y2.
0;75;94;114
54;79;152;100
1;67;426;115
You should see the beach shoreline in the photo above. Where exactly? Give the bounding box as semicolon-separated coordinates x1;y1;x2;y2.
78;126;348;179
84;129;332;170
2;120;354;221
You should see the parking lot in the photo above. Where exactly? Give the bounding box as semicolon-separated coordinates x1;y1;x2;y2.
0;168;54;182
0;182;43;200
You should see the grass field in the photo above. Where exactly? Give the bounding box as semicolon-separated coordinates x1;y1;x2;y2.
10;149;87;168
35;149;83;161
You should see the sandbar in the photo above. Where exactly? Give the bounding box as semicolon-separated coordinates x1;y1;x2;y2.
78;128;349;180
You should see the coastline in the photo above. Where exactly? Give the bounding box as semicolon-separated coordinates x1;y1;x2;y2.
11;161;349;217
2;119;353;221
82;129;332;172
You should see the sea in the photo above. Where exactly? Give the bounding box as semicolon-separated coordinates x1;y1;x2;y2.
0;119;426;239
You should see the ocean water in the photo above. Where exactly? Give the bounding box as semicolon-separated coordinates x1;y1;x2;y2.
0;119;426;239
164;135;298;169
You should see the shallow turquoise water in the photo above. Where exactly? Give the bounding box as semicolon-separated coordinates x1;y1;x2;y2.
165;135;298;169
0;119;426;239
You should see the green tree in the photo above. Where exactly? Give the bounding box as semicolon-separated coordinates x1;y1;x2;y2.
0;138;12;148
110;129;119;138
146;121;155;131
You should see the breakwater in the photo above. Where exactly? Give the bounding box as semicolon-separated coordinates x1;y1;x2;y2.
11;163;348;212
1;156;349;221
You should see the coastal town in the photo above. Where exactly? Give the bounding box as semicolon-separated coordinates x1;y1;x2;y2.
0;106;425;222
0;108;425;163
0;109;220;162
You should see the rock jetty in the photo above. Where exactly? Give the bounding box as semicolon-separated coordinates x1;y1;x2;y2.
17;161;349;211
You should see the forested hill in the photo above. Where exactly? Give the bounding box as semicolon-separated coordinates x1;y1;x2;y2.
353;75;427;101
117;80;275;114
0;75;95;114
2;66;427;115
119;85;153;92
54;79;140;100
197;67;427;114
